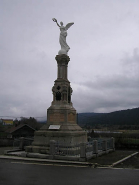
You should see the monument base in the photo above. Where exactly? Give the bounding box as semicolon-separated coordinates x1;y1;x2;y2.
26;130;87;154
26;105;87;154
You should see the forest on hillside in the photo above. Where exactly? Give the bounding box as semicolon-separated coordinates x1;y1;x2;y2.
78;107;139;129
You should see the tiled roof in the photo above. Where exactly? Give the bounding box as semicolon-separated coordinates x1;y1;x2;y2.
6;124;35;133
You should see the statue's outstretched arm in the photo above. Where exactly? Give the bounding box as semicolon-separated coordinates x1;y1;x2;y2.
56;22;60;27
52;18;60;27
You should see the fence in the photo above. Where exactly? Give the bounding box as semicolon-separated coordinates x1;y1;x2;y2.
49;137;115;161
8;137;115;161
53;142;80;157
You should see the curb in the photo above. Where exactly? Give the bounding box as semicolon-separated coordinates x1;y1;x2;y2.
111;152;139;167
0;155;93;167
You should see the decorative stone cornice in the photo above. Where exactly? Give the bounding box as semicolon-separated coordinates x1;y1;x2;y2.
55;54;70;65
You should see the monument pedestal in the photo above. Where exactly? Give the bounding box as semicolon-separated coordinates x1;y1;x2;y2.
26;55;87;154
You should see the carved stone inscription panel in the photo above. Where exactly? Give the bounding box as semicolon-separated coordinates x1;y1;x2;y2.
68;113;75;122
49;113;64;122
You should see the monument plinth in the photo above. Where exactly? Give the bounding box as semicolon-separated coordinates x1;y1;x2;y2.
26;19;87;154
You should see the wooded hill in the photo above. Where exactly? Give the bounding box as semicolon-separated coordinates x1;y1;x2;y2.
78;107;139;128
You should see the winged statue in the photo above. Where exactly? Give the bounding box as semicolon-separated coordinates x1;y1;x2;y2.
52;18;74;55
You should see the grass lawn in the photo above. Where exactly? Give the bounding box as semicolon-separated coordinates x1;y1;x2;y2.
115;153;139;169
88;150;137;166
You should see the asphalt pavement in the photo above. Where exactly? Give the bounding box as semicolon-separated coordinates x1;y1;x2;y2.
0;158;139;185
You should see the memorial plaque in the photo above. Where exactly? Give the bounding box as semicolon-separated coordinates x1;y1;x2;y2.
49;125;60;130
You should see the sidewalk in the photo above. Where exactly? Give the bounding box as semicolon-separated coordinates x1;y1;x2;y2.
0;154;92;167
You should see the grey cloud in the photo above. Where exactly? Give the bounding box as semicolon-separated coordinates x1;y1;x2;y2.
71;72;139;113
1;0;139;118
122;48;139;69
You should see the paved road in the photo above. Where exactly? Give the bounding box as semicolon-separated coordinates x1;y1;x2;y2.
0;159;139;185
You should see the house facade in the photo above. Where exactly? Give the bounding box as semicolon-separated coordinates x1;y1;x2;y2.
1;119;13;125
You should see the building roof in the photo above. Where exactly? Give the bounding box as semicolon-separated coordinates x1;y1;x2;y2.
6;124;35;134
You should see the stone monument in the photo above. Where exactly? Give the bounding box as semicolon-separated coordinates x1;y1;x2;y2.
26;19;87;154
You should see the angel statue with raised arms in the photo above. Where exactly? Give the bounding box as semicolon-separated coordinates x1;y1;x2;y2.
52;18;74;55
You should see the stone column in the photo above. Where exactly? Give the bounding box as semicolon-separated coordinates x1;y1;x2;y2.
93;140;98;154
55;54;70;80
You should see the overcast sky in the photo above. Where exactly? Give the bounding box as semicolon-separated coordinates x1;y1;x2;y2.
0;0;139;120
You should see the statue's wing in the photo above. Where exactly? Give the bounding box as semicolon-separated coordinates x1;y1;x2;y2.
65;22;74;30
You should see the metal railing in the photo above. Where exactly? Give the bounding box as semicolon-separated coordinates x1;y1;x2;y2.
86;141;94;157
97;140;103;151
12;137;115;161
107;138;112;150
50;137;115;159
